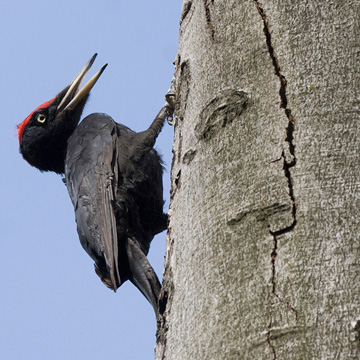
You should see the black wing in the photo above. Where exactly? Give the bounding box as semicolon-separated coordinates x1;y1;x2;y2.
65;114;123;289
65;113;164;313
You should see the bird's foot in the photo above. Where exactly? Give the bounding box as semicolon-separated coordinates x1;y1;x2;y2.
165;76;176;125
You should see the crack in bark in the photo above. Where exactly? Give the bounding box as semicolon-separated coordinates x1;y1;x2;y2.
181;1;193;23
203;0;215;40
156;264;175;360
269;231;278;295
267;313;277;359
253;1;297;226
254;1;298;358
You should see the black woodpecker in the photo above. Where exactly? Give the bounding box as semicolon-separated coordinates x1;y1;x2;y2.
17;54;174;316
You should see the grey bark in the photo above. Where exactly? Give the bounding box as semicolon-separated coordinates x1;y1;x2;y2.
156;1;360;359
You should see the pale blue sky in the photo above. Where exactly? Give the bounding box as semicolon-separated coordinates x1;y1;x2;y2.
0;2;181;359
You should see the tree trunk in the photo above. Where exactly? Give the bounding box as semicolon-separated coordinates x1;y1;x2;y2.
156;1;360;359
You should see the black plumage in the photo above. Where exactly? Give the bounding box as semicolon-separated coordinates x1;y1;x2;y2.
18;54;174;315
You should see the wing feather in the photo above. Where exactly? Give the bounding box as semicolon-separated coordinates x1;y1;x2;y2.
65;114;122;290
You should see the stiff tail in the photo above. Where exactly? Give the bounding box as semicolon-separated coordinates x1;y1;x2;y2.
126;237;161;316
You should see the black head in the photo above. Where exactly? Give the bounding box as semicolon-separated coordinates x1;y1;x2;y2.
18;54;107;174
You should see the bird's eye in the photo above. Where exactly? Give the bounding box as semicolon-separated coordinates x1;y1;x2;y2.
36;113;47;124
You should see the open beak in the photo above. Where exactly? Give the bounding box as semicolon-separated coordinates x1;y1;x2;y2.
57;53;107;112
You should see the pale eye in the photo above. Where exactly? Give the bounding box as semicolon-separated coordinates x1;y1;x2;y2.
36;113;47;124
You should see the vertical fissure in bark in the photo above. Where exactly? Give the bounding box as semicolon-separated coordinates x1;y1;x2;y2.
156;261;175;360
254;1;298;358
202;0;215;40
253;0;297;227
180;1;193;23
267;310;277;359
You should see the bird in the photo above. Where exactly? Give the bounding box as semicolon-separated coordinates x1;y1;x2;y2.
17;54;174;316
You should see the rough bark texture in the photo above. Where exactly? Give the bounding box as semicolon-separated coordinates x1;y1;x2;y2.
156;1;360;359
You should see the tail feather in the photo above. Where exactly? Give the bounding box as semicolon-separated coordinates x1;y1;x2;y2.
126;237;161;316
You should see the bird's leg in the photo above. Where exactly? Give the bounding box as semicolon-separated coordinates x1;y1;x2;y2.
126;237;161;317
130;93;176;159
149;104;174;138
